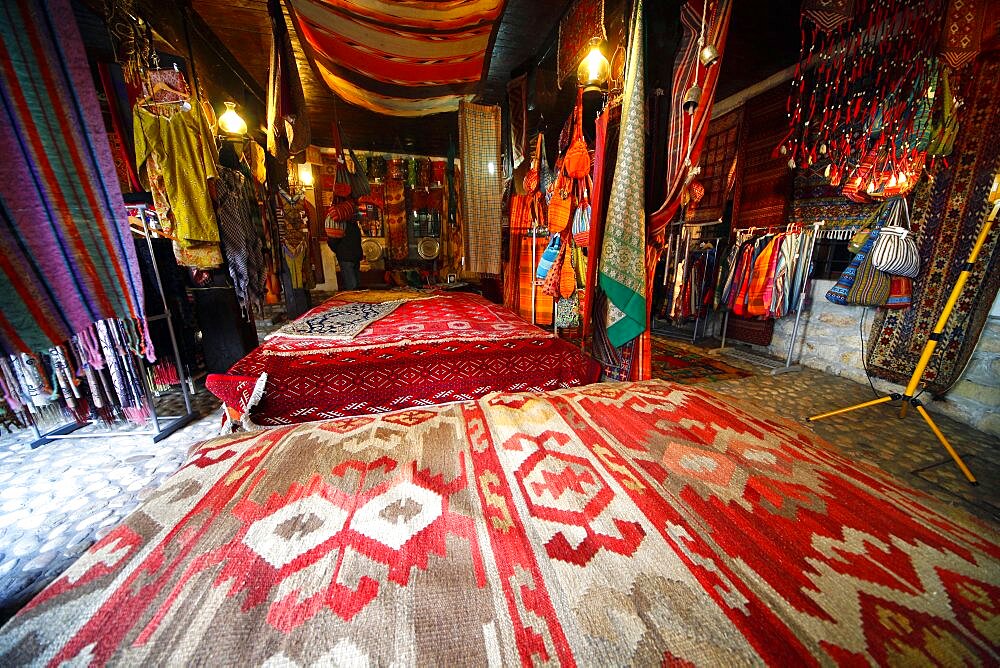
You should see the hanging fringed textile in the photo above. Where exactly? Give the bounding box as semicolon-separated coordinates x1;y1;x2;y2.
801;0;856;32
459;101;503;275
598;0;647;349
507;74;528;170
777;0;947;196
939;0;989;70
648;0;733;234
0;0;146;357
867;53;1000;393
267;0;311;160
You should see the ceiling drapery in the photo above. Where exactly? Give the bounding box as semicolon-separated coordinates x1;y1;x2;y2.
287;0;505;117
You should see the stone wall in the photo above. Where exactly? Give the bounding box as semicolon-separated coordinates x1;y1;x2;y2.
760;279;1000;436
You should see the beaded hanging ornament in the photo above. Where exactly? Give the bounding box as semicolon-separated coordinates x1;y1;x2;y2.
776;0;949;201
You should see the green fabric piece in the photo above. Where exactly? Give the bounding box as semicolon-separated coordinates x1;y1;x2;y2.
598;0;646;348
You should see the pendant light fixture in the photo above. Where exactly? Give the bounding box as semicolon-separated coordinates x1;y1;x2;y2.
577;37;611;90
218;101;248;136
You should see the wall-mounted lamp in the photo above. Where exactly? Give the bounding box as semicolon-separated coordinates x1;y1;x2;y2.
577;37;610;91
297;163;315;188
218;101;247;136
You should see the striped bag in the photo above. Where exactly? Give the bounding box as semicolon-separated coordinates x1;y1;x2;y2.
871;198;919;278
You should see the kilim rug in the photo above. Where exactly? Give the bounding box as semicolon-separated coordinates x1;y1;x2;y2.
733;84;794;230
867;53;1000;393
268;300;406;340
459;101;503;275
3;380;997;664
650;335;751;383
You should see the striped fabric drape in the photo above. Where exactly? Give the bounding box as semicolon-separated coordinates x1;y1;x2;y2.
288;0;505;116
0;0;146;356
458;101;503;275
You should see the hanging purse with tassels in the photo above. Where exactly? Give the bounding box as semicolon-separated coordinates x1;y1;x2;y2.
548;168;572;233
871;197;920;278
563;87;591;180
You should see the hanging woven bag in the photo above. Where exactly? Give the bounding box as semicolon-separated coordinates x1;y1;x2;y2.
547;170;572;233
535;234;561;279
846;231;891;307
563;88;591;180
871;197;920;278
571;177;592;246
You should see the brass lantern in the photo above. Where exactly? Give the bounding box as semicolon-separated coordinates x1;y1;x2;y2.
577;38;611;91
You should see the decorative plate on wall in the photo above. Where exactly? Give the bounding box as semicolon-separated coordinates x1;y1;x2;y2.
361;238;384;262
417;237;440;260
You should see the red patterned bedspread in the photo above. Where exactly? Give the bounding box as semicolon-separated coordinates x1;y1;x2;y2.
207;292;599;424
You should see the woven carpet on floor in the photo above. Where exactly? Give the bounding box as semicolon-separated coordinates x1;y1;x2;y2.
650;334;751;383
2;380;997;665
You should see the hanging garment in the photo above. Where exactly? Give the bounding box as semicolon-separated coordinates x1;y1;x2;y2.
748;234;783;317
0;0;146;356
283;241;307;290
216;166;266;316
599;0;646;347
134;105;222;265
266;0;310;160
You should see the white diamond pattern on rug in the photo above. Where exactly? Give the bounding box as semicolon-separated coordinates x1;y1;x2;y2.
351;481;443;551
242;496;348;569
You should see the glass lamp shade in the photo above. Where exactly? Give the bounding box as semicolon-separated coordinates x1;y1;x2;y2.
297;163;314;187
577;38;610;89
218;101;247;135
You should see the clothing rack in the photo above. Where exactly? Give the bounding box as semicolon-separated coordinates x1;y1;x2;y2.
711;221;823;375
31;203;196;447
655;222;720;344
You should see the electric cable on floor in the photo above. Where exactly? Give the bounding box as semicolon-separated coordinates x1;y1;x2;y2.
859;307;901;406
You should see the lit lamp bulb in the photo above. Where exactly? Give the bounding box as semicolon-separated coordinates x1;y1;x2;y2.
218;101;247;136
577;38;610;90
297;163;314;188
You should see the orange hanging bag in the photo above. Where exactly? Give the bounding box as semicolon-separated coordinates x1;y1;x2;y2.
563;88;591;180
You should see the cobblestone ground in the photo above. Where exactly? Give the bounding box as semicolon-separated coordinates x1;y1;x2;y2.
0;388;222;621
703;351;1000;526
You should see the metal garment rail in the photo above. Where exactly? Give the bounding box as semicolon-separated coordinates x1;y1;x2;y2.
711;221;823;375
31;203;196;447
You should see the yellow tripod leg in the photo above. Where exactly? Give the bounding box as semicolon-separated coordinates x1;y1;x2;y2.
914;404;977;484
807;395;893;422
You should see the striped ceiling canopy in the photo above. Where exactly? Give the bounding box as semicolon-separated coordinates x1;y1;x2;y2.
288;0;506;117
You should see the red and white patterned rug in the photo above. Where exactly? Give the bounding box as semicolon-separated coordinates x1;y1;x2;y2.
1;381;997;664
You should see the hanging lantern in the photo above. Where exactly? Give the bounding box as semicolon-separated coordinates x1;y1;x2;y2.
577;37;611;90
297;163;314;188
682;85;702;114
218;101;247;135
699;43;720;67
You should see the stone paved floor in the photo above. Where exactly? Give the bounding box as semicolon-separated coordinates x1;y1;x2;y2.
0;347;997;626
0;387;222;622
702;346;1000;526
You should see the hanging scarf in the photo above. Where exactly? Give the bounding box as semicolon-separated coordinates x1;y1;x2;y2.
599;0;646;348
0;0;147;357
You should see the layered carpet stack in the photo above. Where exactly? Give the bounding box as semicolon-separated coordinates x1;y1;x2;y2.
2;381;997;664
